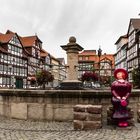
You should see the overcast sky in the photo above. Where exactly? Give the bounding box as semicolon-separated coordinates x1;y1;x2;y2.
0;0;140;59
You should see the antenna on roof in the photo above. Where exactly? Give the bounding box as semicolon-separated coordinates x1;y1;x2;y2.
35;32;37;36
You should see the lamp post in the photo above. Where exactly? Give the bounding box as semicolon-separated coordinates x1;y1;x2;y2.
98;47;102;86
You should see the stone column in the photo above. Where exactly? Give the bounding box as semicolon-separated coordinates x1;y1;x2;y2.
66;48;79;80
60;36;84;90
61;36;83;81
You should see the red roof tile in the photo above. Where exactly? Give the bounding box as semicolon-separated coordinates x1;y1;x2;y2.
21;36;37;47
6;30;15;35
79;50;96;55
21;35;42;47
131;18;140;29
115;34;128;45
0;34;14;43
40;49;49;57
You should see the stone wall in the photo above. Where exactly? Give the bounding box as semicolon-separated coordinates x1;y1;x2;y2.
73;105;102;130
0;89;139;122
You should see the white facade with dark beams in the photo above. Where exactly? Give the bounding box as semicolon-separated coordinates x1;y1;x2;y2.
0;30;28;88
21;35;43;87
115;35;128;70
127;19;140;82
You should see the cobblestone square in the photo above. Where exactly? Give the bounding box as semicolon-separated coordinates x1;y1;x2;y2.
0;117;139;140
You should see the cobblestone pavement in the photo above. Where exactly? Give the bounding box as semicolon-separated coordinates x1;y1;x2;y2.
0;117;140;140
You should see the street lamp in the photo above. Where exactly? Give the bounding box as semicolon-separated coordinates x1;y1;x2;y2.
98;46;102;85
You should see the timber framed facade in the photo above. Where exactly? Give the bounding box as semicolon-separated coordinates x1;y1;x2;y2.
0;30;28;88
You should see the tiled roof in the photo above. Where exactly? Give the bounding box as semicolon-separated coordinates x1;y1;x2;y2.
0;30;17;43
57;58;65;64
0;33;14;43
40;49;49;57
21;35;42;47
21;36;37;47
6;30;15;35
130;18;140;29
79;50;96;55
115;34;128;45
78;51;115;68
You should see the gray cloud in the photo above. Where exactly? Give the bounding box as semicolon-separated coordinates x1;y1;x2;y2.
0;0;140;58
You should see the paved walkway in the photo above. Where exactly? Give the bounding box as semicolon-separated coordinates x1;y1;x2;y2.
0;117;140;140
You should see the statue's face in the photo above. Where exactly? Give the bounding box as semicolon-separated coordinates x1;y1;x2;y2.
116;72;124;80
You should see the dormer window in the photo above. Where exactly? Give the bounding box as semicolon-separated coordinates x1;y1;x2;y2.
9;35;22;47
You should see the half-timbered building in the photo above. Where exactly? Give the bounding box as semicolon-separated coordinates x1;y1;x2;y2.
21;35;43;87
0;30;28;88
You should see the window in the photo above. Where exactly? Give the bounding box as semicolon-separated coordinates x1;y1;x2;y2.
8;45;12;53
128;31;135;47
4;65;7;72
79;57;83;61
9;35;22;47
24;69;27;76
3;54;7;61
85;56;89;61
32;48;35;56
11;46;15;51
20;68;23;75
0;78;2;84
127;45;137;60
17;67;20;74
19;58;22;64
2;77;6;85
7;78;10;85
13;67;16;74
0;64;3;71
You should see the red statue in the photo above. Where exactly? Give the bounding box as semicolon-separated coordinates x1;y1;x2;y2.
111;68;132;127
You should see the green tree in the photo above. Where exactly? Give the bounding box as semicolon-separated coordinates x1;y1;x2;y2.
132;67;140;88
36;70;54;89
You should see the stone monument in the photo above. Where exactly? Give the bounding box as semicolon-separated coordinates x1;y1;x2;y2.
60;36;84;89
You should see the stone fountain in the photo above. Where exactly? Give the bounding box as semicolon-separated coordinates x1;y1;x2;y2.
60;36;84;90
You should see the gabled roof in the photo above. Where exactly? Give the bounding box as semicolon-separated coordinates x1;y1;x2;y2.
79;50;96;55
6;30;15;35
127;18;140;35
57;58;65;64
100;56;112;62
0;30;20;44
21;36;37;47
21;35;42;47
130;19;140;29
0;33;14;43
40;48;49;57
115;34;127;45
